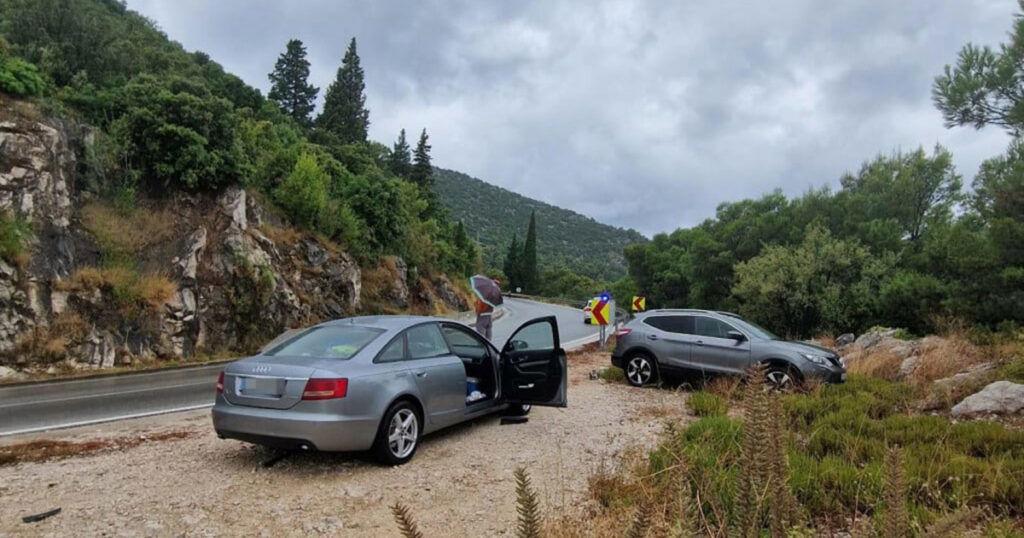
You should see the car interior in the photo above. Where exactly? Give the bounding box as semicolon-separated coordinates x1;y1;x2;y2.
441;323;498;406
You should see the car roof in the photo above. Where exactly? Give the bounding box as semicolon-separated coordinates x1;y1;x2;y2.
637;309;742;318
317;315;461;331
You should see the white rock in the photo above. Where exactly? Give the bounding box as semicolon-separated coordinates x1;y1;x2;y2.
0;365;26;380
951;381;1024;418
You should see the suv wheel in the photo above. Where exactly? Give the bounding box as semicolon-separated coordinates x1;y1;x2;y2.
625;353;658;387
764;365;797;391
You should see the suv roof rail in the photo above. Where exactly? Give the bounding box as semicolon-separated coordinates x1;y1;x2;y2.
715;310;742;318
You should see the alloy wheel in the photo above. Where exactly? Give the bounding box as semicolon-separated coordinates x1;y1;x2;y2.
627;356;653;385
387;409;418;459
765;369;793;390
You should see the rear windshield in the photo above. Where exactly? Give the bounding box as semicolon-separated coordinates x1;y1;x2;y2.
264;326;384;360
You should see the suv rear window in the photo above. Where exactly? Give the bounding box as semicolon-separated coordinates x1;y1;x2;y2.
643;315;694;334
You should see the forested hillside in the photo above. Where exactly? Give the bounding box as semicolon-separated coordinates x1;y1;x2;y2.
434;167;646;280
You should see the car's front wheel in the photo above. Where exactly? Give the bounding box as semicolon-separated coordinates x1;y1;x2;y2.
372;401;421;465
764;364;798;391
625;353;658;387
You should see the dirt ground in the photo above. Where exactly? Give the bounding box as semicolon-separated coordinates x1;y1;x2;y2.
0;352;691;537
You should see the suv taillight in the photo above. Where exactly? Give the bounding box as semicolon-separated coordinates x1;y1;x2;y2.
617;328;633;337
302;378;348;400
215;371;225;394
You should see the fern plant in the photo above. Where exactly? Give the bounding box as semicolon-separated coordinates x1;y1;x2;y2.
515;466;544;538
390;502;424;538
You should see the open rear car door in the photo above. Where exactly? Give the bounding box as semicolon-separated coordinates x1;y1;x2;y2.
500;316;567;407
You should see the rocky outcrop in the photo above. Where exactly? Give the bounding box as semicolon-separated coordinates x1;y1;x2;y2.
951;381;1024;418
0;99;465;375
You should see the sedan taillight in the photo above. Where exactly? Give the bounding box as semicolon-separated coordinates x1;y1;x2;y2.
302;378;348;400
215;371;225;394
617;328;633;337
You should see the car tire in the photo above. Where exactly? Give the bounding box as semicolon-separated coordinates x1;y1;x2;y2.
372;400;421;465
764;364;799;391
624;352;658;387
505;403;532;416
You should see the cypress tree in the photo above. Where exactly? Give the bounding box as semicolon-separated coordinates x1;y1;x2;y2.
317;37;369;144
267;39;319;127
504;233;521;290
388;128;412;179
410;128;438;212
521;211;540;292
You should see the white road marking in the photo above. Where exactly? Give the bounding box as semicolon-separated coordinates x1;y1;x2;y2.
0;403;214;437
0;381;212;409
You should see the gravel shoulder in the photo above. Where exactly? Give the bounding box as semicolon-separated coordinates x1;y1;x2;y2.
0;351;690;537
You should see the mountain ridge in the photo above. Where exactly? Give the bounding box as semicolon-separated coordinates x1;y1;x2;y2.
433;167;646;281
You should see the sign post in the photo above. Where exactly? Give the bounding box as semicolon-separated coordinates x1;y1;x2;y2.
590;292;613;350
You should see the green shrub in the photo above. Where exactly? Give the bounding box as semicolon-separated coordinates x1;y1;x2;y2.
598;366;625;383
0;56;45;97
274;152;328;229
0;212;31;265
687;391;728;417
999;354;1024;383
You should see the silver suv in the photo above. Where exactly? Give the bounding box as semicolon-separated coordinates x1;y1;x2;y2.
611;309;845;389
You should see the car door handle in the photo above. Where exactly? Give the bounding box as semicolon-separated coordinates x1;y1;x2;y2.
695;340;704;346
414;370;427;378
647;334;658;340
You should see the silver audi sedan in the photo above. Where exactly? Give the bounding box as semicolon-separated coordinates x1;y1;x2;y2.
212;315;567;465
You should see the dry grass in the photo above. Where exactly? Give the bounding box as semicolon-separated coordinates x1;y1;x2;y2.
59;266;175;309
0;430;196;466
906;334;987;385
259;222;304;245
847;348;903;381
9;311;90;364
81;202;176;260
705;375;743;402
814;333;837;349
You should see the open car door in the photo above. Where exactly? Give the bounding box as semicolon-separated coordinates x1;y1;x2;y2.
499;316;567;407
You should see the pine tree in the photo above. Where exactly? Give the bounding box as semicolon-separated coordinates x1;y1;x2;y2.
521;211;539;293
317;37;369;144
388;128;412;179
504;233;522;290
409;128;438;212
267;39;318;127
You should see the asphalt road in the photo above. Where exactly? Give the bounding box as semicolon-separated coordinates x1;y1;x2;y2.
0;297;600;437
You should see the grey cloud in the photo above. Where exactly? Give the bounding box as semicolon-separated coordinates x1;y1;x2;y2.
128;0;1012;236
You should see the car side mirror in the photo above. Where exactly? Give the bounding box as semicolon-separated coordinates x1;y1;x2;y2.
727;331;746;342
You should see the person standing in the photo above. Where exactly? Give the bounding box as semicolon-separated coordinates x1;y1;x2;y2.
474;296;493;340
470;275;503;341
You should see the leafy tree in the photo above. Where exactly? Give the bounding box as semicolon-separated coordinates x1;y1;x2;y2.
274;152;328;229
267;39;318;127
112;75;242;191
317;37;369;144
0;44;45;97
933;1;1024;135
521;211;540;293
388;129;412;179
838;146;962;244
732;226;891;337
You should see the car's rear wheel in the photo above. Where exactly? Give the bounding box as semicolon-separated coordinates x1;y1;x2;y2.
764;364;798;391
505;403;532;416
625;353;658;387
372;401;420;465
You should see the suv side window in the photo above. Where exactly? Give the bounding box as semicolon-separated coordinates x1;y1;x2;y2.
407;323;452;359
643;315;694;334
694;316;737;339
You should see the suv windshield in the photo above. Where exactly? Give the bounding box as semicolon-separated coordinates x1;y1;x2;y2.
265;325;384;360
727;317;779;340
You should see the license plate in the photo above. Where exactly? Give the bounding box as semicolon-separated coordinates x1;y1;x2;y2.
240;377;280;396
841;373;847;382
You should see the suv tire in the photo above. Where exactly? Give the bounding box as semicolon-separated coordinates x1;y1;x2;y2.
764;364;798;391
625;352;658;387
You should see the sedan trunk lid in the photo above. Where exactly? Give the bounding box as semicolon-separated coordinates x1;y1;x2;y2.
223;357;318;410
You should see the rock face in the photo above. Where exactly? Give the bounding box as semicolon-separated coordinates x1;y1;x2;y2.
951;381;1024;418
0;98;465;374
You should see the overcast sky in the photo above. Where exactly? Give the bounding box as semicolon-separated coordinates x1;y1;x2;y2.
126;0;1013;236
